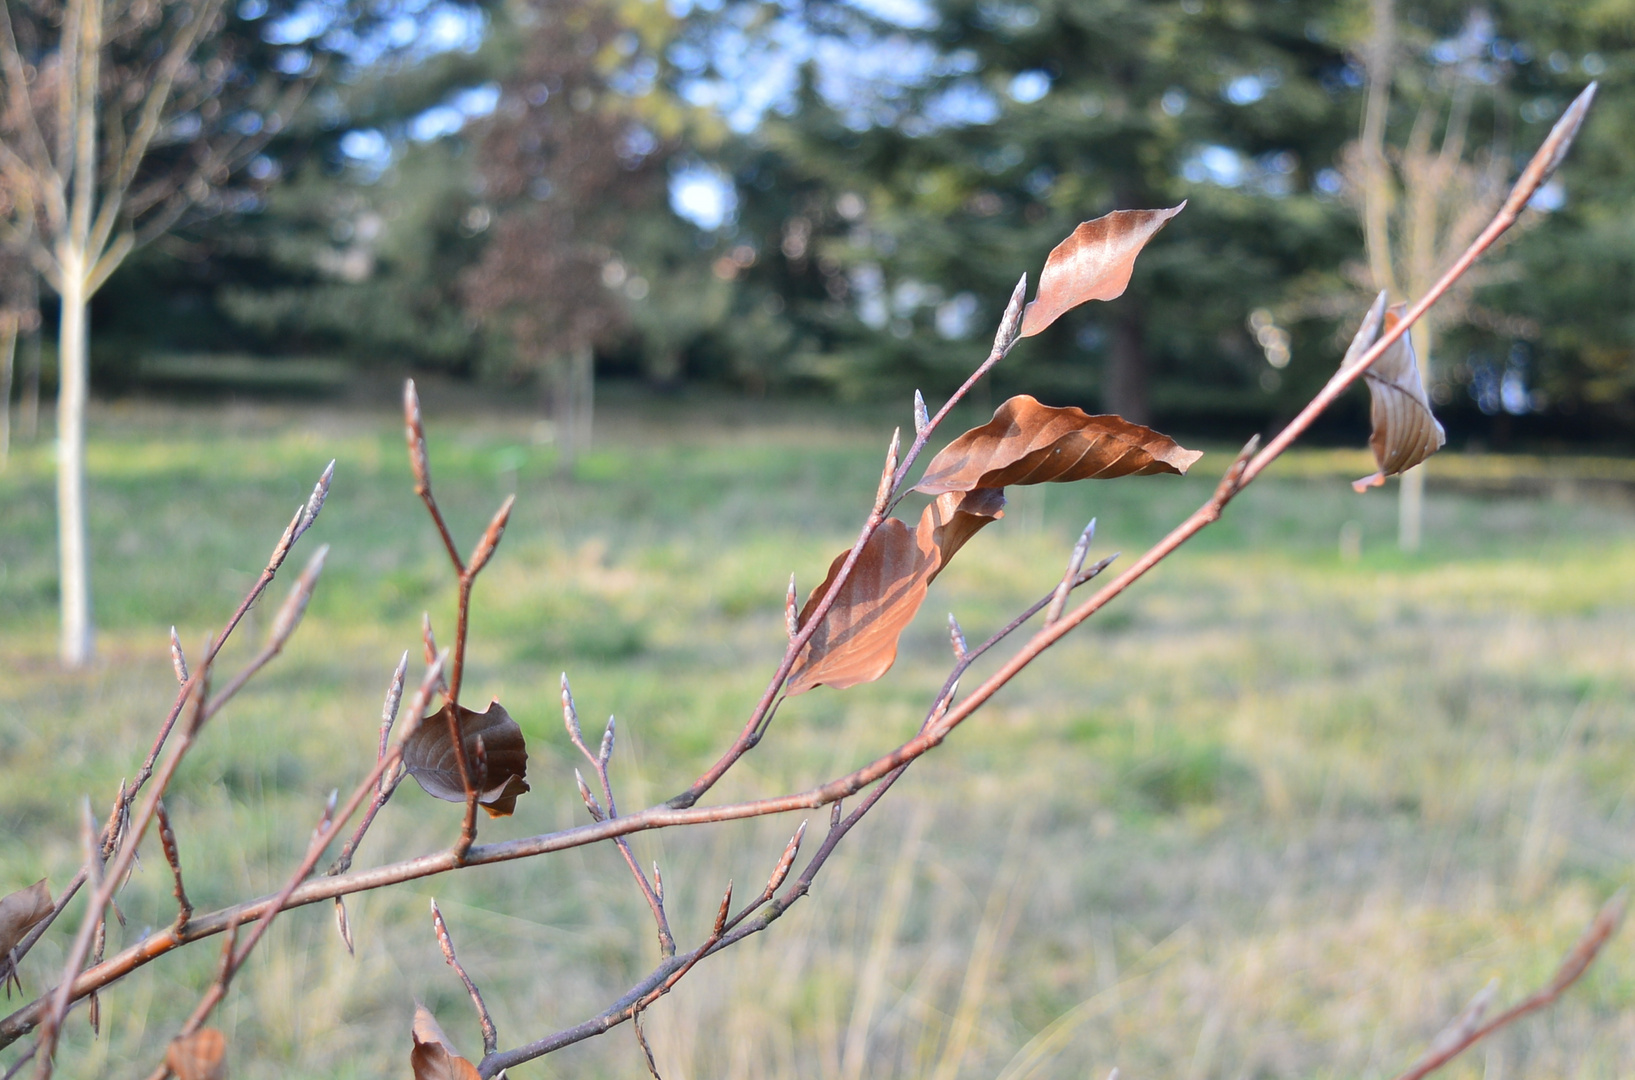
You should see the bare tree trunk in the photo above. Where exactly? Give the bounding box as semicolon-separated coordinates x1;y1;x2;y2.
549;345;595;473
20;323;40;440
0;314;15;469
57;258;93;666
1105;296;1150;423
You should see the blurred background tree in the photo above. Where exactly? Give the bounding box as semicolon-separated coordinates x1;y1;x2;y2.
17;0;1632;450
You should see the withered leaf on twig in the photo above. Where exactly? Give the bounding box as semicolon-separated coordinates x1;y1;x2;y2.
0;879;52;957
787;489;1005;695
411;1005;482;1080
402;701;530;817
1352;304;1446;492
1018;203;1185;338
165;1028;228;1080
915;395;1203;495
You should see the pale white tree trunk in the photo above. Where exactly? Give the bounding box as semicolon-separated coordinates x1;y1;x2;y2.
57;254;93;666
550;345;595;472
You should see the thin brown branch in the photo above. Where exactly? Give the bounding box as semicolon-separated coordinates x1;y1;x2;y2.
404;380;465;573
1389;890;1625;1080
668;275;1031;810
153;802;191;931
430;900;498;1058
0;90;1599;1067
562;686;675;957
144;656;447;1079
328;652;411;878
32;800;102;1078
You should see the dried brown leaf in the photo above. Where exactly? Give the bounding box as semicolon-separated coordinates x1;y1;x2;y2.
411;1005;482;1080
1353;305;1447;492
915;395;1203;496
0;879;52;957
402;700;530;817
1018;203;1185;337
787;489;1005;695
165;1028;227;1080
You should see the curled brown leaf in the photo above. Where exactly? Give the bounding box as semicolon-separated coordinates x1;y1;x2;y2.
165;1028;228;1080
1018;203;1185;338
915;395;1203;496
411;1005;482;1080
787;489;1005;695
402;700;531;817
1353;304;1447;492
0;879;52;957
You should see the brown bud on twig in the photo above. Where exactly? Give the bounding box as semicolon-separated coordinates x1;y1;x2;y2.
1214;434;1262;504
561;673;583;747
1045;518;1096;626
404;379;431;495
874;427;901;511
1077;552;1120;586
713;880;733;938
1503;82;1598;217
169;627;189;684
380;652;409;762
291;459;335;544
395;649;448;744
993;273;1028;355
913;390;929;435
466;494;516;578
155;800;191;929
830;800;844;831
268;503;302;571
334;897;354;956
268;545;329;652
314;789;339;840
767;821;807;895
599;716;616;766
785;574;799;640
575;769;605;822
1420;979;1498;1062
948;613;968;661
422;612;440;670
653;862;664;906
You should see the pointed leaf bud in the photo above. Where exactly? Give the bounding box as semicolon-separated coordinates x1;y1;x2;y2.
169;626;189;684
561;673;583;747
994;273;1028;354
575;769;605;821
713;880;733;937
948;613;968;661
785;574;799;640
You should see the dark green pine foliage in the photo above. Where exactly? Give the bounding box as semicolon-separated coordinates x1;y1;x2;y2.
720;0;1362;424
93;2;510;376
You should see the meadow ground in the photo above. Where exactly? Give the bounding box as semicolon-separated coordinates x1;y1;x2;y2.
2;387;1634;1079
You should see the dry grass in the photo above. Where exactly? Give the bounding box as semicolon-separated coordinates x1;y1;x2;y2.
2;390;1634;1078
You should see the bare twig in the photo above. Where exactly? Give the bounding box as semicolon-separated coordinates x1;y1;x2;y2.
1390;890;1625;1080
329;652;412;878
7;462;332;977
143;656;447;1080
153;802;191;931
402;381;516;858
0;91;1602;1072
430;900;498;1058
667;275;1031;809
562;684;675;958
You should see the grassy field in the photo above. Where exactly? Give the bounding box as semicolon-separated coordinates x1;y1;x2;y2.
2;387;1635;1079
